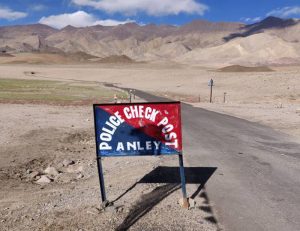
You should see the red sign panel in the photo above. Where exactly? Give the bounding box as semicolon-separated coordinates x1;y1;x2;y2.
93;102;182;156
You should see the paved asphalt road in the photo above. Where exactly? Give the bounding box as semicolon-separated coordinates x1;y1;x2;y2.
129;88;300;231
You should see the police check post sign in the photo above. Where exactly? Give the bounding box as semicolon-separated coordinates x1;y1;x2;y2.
93;102;182;156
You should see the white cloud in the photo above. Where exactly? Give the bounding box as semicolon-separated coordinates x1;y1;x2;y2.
241;17;261;23
72;0;208;16
31;4;47;12
38;11;135;29
267;6;300;18
0;6;27;20
93;19;135;26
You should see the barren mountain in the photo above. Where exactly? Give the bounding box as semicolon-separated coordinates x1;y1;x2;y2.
177;33;300;66
0;17;299;66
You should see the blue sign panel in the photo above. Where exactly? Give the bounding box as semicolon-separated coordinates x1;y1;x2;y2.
93;102;182;157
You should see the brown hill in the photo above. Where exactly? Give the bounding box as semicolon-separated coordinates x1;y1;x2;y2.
0;17;299;66
177;33;300;66
224;16;298;41
96;55;134;63
67;51;99;61
178;20;243;34
218;65;274;72
0;52;14;57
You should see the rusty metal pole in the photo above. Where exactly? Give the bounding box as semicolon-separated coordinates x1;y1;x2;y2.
209;79;213;103
129;90;132;103
97;157;106;202
178;154;189;208
223;92;227;103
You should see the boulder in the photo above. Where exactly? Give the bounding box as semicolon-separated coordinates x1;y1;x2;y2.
44;167;59;176
62;159;75;167
28;171;40;179
36;175;51;184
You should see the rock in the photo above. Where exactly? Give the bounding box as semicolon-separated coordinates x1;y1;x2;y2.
66;164;83;173
188;198;196;209
178;198;189;209
105;205;117;214
101;200;109;208
62;159;75;167
86;207;100;215
115;206;124;213
56;162;64;168
36;175;51;184
28;171;40;179
296;109;300;114
101;200;113;209
77;173;84;179
44;167;59;176
55;172;75;183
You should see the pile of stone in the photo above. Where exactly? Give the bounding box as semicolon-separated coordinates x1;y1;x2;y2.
25;159;85;185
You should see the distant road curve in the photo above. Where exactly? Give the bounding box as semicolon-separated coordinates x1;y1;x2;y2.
125;87;300;231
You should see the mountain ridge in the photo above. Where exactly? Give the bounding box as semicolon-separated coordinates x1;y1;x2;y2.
0;17;299;66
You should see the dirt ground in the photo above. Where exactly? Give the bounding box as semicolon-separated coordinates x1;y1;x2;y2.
195;102;300;143
1;62;298;139
0;104;219;231
0;62;299;230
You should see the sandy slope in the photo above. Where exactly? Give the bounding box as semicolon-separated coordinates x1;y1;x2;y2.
0;62;299;230
177;33;300;66
0;104;218;231
0;63;299;141
1;17;299;65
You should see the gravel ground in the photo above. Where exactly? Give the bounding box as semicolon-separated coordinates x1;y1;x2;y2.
0;104;218;231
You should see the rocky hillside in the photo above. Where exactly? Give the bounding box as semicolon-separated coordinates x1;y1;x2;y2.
0;16;299;66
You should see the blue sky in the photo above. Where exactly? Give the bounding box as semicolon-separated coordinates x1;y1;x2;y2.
0;0;299;28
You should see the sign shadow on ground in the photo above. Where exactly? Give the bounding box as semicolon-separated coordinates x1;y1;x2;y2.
114;166;217;230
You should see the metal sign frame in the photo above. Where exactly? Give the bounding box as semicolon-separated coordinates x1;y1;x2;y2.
93;102;188;206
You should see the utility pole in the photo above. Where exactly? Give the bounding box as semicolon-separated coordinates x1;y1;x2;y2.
208;79;214;103
129;89;132;103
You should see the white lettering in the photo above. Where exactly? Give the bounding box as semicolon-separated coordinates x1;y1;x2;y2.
137;142;144;150
162;124;174;133
116;142;124;151
153;141;161;150
138;106;144;118
165;132;177;141
100;133;111;142
146;141;152;150
130;106;138;118
114;111;124;123
166;140;178;148
145;107;151;119
127;142;137;150
150;109;159;122
124;107;131;119
99;142;112;150
157;117;168;126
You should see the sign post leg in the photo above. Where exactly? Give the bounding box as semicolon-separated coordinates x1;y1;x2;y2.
210;85;213;103
178;154;189;208
97;157;107;202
